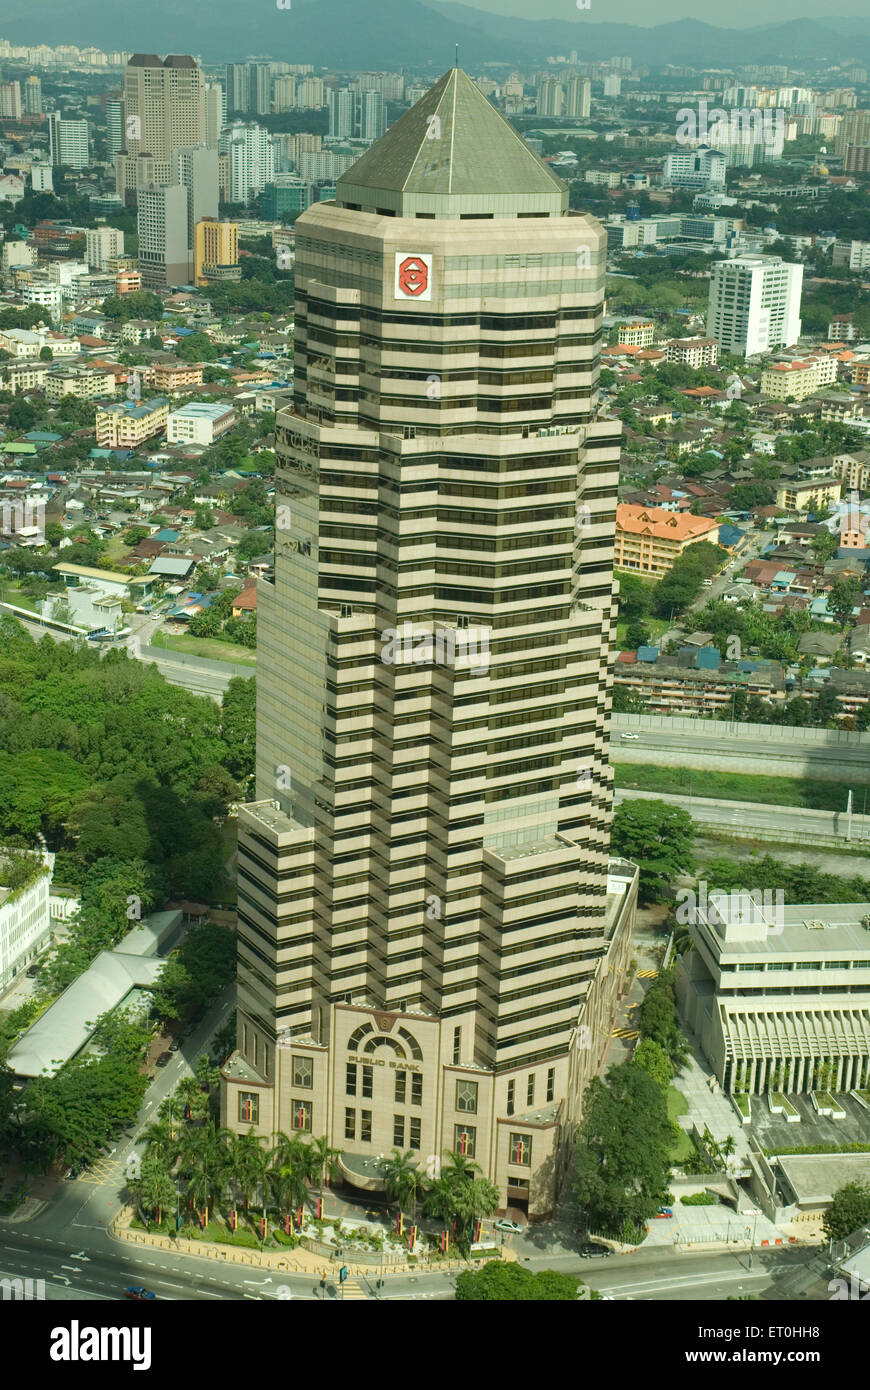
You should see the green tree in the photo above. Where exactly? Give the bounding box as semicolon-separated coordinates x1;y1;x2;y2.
304;1133;342;1209
573;1062;673;1238
631;1037;672;1088
828;576;862;631
610;801;695;904
822;1182;870;1243
455;1263;595;1300
377;1148;427;1225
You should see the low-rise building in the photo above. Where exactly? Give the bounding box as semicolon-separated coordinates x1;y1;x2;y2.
95;397;169;450
0;360;49;394
666;336;719;368
614;321;655;348
762;356;838;402
615;504;720;575
45;366;117;402
166;401;236;446
141;361;204;394
775;476;842;513
676;899;870;1095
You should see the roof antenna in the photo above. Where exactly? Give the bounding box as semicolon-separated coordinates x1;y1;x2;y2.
455;44;459;69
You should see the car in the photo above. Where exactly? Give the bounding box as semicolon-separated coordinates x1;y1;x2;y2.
168;1038;180;1052
124;1286;156;1301
579;1245;609;1258
155;1052;172;1067
26;963;40;977
620;731;639;741
495;1219;523;1233
656;1206;674;1217
702;578;713;586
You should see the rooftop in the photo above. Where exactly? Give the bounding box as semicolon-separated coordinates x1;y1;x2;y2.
336;67;567;219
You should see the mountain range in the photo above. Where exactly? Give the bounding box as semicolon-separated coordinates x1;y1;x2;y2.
2;1;870;70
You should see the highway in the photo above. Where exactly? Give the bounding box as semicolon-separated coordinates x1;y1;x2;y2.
612;722;870;783
614;788;870;844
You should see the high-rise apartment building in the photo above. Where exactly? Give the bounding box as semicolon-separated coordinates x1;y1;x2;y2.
220;70;636;1216
835;108;870;158
273;75;296;114
250;63;272;117
137;184;189;290
565;77;591;119
219;121;275;203
105;97;124;159
205;82;225;147
706;254;803;357
328;88;386;143
48;115;90;169
226;63;250;115
23;75;41;115
536;77;563;118
0;81;21;118
295;76;325;110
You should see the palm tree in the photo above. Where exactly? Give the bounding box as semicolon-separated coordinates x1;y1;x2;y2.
228;1129;270;1214
140;1117;177;1167
304;1134;342;1211
137;1156;177;1226
376;1148;427;1226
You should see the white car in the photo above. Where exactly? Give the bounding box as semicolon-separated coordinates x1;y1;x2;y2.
620;731;639;741
495;1219;523;1233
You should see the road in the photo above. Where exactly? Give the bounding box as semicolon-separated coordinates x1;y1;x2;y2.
614;788;870;845
613;722;870;783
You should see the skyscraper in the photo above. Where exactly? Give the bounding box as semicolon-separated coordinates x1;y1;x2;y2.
220;70;635;1216
565;76;591;120
116;54;206;200
137;184;189;290
105;97;124;160
0;81;22;119
205;82;226;148
226;63;250;116
219;121;275;204
172;145;219;255
23;75;42;115
707;254;803;357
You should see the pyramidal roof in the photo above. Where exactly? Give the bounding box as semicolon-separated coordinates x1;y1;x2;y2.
336;68;567;220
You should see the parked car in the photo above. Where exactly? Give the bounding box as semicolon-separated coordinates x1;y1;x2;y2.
124;1286;156;1301
495;1219;523;1233
155;1052;171;1068
168;1038;180;1052
702;578;713;586
579;1245;609;1258
655;1206;674;1217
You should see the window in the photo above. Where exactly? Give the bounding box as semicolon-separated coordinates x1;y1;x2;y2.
453;1025;461;1064
393;1114;405;1147
456;1079;478;1114
360;1110;372;1143
527;1073;535;1107
411;1073;423;1106
346;1061;357;1095
292;1099;312;1131
546;1067;555;1103
345;1107;356;1140
507;1080;515;1117
409;1117;421;1150
395;1070;406;1104
510;1133;532;1166
238;1091;259;1125
362;1064;373;1099
293;1055;313;1088
455;1124;476;1158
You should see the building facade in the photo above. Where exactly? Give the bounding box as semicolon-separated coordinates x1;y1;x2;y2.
615;504;720;575
220;69;635;1215
0;852;53;995
706;255;803;357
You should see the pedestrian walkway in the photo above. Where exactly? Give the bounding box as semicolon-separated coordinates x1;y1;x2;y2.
673;1045;754;1164
636;968;659;979
612;1027;638;1039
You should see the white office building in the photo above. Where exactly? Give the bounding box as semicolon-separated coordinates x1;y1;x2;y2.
663;146;726;190
166;400;236;445
48;115;90;169
706;255;803;357
86;225;123;271
0;851;53;994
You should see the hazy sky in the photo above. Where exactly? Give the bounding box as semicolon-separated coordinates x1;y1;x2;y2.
456;0;869;24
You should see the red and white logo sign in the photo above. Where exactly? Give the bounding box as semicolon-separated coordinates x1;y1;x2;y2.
394;252;432;301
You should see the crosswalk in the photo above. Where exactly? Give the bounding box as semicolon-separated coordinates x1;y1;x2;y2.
341;1279;367;1300
612;1027;639;1039
637;969;659;979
